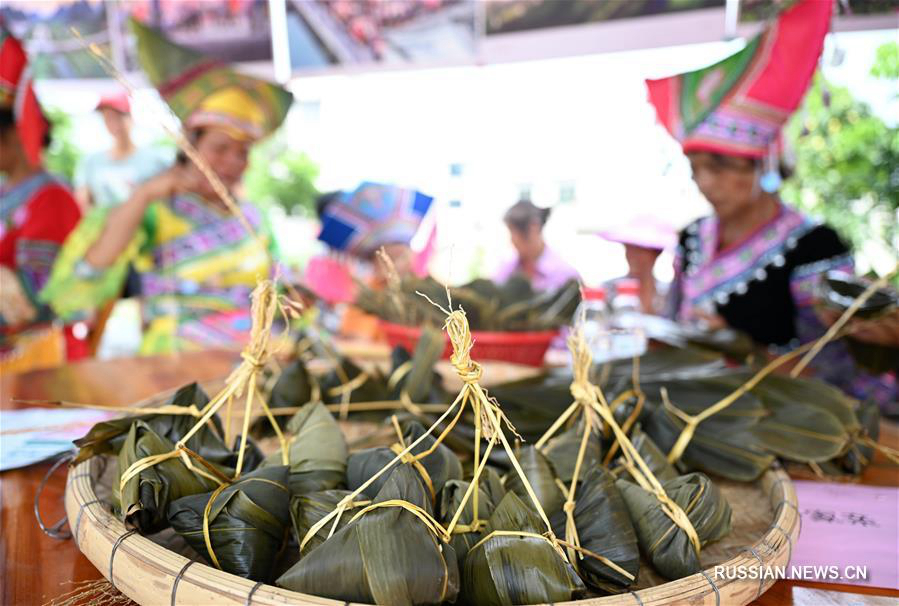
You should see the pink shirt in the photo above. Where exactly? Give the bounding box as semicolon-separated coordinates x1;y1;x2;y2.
494;246;580;292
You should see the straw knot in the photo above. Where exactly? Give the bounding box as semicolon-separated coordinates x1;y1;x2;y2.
570;382;592;405
240;352;265;369
563;500;576;514
455;359;483;385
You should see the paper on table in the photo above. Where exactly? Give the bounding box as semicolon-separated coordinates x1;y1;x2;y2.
791;480;899;590
0;408;117;472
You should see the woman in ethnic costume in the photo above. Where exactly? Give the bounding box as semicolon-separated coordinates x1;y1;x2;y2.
650;0;896;407
40;20;292;354
0;27;83;359
309;182;435;338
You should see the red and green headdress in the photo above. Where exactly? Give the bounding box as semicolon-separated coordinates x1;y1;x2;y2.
130;18;292;142
647;0;832;159
0;24;48;167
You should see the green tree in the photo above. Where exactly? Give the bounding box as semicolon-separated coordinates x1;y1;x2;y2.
243;135;319;215
782;42;899;279
42;106;82;184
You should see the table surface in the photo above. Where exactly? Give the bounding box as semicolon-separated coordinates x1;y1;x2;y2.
1;352;897;606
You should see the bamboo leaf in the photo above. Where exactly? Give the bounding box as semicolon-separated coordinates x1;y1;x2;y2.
552;467;640;593
168;466;291;581
503;445;564;516
118;421;221;533
464;492;585;606
263;402;347;495
617;472;731;580
277;466;459;606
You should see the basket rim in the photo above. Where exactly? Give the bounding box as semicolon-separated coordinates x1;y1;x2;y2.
65;450;799;606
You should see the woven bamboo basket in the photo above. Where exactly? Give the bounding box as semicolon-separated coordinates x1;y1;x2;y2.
64;404;800;606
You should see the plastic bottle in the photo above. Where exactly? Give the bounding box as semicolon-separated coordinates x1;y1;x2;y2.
610;278;648;359
576;286;613;363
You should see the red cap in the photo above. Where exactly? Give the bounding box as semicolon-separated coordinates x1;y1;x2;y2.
96;93;130;114
616;278;640;297
581;286;607;302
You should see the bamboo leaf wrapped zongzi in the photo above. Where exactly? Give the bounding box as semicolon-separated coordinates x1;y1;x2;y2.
278;465;459;606
463;491;585;606
75;383;232;465
252;359;315;437
503;445;564;516
551;467;639;593
118;420;221;533
643;404;774;482
263;402;347;495
347;420;462;500
439;479;493;567
289;489;369;554
624;426;678;483
541;422;602;485
617;472;732;580
168;465;291;581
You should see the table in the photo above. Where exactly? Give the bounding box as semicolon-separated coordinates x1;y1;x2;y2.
1;353;897;606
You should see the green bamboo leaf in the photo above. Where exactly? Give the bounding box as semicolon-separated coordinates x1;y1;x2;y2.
289;489;359;554
439;479;493;568
617;472;731;580
277;466;459;606
75;383;232;465
347;420;462;499
118;421;221;533
552;467;640;593
263;402;347;496
463;491;585;606
752;403;849;462
541;421;602;485
625;426;678;483
503;445;564;516
168;466;291;581
643;406;774;482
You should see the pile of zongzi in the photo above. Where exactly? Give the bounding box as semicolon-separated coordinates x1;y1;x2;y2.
356;275;581;332
72;336;886;605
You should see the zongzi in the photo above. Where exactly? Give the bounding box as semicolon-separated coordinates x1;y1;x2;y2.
75;383;232;465
503;445;564;516
463;491;585;606
168;465;291;581
262;402;347;495
118;420;221;533
624;426;678;483
290;489;368;554
278;465;459;606
617;472;732;579
541;422;602;485
551;467;639;593
347;420;462;500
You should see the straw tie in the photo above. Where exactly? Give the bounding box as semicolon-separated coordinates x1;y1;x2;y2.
119;281;293;495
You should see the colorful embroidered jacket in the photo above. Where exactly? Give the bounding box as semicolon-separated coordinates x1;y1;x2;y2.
40;193;276;354
0;172;81;336
667;204;896;406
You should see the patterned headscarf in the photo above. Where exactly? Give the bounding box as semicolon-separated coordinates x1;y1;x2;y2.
130;18;292;141
317;182;434;257
0;24;48;167
647;0;831;159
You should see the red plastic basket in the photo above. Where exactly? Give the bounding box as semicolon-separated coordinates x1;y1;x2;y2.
381;321;559;367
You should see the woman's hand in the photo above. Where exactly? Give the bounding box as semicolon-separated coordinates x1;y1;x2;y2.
133;166;184;205
817;302;899;347
846;310;899;347
0;267;37;327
